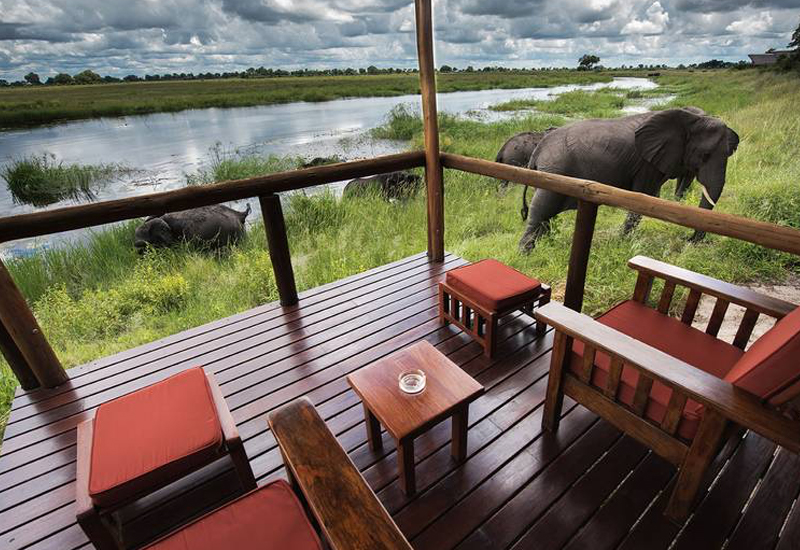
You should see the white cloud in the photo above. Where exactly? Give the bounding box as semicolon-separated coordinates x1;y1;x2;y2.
622;1;670;35
726;11;774;35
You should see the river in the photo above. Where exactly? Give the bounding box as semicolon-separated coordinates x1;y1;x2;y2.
0;77;657;258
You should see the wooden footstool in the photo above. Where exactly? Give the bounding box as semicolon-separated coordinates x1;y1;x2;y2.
76;367;257;550
346;341;484;496
439;259;551;357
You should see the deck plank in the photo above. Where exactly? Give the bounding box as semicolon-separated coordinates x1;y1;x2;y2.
0;253;795;550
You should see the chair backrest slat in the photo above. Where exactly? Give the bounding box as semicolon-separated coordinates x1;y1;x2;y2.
706;298;730;337
681;289;702;325
658;281;677;314
580;345;596;384
633;272;654;304
733;309;760;350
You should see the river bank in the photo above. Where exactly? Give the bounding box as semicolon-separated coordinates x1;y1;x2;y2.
1;69;798;431
0;70;616;129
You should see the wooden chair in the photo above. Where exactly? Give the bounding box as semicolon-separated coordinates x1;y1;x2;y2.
535;256;800;522
439;259;551;357
142;397;412;550
76;367;256;550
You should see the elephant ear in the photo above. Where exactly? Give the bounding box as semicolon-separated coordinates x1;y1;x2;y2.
635;109;701;178
726;128;740;156
149;218;174;246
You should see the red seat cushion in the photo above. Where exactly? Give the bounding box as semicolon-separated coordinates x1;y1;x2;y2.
89;367;223;507
725;305;800;405
571;300;744;440
446;259;542;311
145;480;322;550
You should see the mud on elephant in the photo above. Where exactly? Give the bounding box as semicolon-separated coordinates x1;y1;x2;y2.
519;107;739;253
134;204;251;253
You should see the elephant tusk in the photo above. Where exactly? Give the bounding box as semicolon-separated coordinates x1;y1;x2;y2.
700;184;717;207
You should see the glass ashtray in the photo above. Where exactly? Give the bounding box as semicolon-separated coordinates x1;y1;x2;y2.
399;369;426;394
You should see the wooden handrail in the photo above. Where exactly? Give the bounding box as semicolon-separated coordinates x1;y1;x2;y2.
0;151;426;243
441;153;800;257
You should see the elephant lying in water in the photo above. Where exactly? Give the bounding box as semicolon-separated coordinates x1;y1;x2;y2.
134;204;251;252
343;171;422;201
519;107;739;253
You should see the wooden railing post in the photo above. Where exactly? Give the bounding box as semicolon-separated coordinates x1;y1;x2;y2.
414;0;445;262
0;259;67;388
563;200;599;312
0;321;40;390
258;194;298;307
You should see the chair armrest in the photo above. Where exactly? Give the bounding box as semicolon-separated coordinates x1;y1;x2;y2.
268;397;412;550
628;256;797;319
535;302;800;453
206;372;240;445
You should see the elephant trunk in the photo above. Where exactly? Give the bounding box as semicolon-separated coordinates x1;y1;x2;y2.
675;173;694;200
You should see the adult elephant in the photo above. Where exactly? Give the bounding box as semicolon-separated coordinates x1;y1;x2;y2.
518;107;739;253
134;204;251;252
495;129;556;187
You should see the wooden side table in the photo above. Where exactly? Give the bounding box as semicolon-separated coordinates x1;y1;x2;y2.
346;341;484;496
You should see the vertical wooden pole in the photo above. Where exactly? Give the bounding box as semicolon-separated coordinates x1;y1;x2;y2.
563;200;598;313
0;259;67;388
415;0;445;262
259;194;299;307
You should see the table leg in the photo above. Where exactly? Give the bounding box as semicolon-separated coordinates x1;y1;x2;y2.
452;404;469;461
364;404;383;451
398;438;416;496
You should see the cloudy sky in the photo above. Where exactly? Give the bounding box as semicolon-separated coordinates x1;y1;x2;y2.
1;0;799;80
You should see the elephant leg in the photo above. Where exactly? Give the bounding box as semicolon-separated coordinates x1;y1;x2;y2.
622;212;642;235
519;189;571;254
689;195;715;242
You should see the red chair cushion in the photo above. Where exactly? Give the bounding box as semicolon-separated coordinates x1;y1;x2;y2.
145;480;322;550
446;259;542;311
725;305;800;405
571;300;744;440
89;367;223;507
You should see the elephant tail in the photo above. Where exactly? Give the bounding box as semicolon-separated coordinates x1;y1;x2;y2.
520;186;530;221
239;203;251;222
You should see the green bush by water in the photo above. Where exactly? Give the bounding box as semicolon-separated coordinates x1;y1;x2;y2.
491;89;629;118
1;154;125;206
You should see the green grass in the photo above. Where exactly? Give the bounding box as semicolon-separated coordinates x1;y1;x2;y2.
0;70;616;128
1;68;798;438
1;154;125;206
491;88;628;118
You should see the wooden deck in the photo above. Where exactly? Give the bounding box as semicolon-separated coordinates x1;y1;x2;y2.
1;252;799;550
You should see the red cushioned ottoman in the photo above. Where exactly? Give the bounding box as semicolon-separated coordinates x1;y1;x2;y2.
76;367;257;550
144;480;322;550
439;259;551;357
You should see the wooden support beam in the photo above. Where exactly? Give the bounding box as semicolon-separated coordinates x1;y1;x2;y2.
0;320;39;390
414;0;445;262
258;194;298;307
0;260;67;388
564;200;598;312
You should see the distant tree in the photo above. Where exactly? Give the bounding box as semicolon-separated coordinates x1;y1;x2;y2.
123;74;140;82
0;79;8;87
439;65;453;73
73;70;102;85
366;65;379;75
578;54;600;70
51;73;74;85
790;19;800;52
24;72;41;85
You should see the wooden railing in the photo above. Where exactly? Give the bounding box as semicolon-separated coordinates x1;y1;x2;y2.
0;152;426;390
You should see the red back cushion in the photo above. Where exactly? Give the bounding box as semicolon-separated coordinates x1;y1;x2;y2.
724;306;800;404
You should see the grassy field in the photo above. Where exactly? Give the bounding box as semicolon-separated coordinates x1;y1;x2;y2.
1;68;798;434
0;70;615;128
